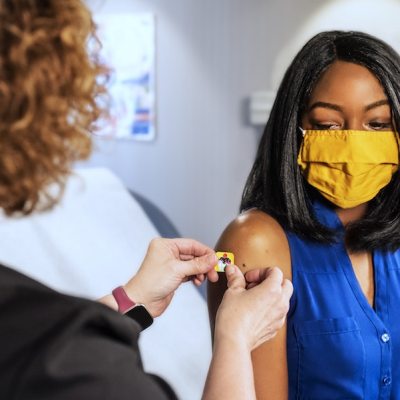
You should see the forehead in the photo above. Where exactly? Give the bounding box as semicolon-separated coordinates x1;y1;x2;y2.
308;60;388;105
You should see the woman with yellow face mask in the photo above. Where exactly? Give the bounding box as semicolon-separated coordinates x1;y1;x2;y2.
208;31;400;399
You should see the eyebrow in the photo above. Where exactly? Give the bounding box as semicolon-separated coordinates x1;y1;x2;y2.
308;99;390;113
308;101;342;112
364;99;389;111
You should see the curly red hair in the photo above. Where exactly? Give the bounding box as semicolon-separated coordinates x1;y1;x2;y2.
0;0;108;215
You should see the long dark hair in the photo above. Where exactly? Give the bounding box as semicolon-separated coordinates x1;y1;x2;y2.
241;30;400;251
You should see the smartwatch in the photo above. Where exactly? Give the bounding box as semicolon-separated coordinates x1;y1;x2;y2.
112;286;153;331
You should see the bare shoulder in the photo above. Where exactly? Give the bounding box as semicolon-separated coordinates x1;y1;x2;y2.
215;209;291;279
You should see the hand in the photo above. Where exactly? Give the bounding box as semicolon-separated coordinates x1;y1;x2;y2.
214;266;293;352
124;238;219;317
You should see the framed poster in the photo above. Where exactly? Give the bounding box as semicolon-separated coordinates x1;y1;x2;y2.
95;13;156;141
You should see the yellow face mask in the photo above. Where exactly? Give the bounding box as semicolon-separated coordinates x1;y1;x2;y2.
297;129;399;208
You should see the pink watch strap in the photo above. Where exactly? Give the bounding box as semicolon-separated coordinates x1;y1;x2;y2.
112;286;136;313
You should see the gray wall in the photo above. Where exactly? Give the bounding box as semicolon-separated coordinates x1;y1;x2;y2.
83;0;337;246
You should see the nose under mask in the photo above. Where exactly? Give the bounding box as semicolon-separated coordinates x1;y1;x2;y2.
297;129;399;208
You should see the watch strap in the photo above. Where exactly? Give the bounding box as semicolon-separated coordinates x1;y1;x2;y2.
112;286;136;313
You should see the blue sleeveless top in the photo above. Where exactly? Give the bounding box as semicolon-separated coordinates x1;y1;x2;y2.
286;200;400;399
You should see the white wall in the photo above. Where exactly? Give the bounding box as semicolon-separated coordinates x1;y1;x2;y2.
83;0;321;247
272;0;400;88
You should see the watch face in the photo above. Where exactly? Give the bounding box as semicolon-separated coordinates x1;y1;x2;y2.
125;304;153;331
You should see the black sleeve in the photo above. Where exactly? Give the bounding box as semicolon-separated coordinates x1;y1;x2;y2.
0;265;177;400
16;318;175;400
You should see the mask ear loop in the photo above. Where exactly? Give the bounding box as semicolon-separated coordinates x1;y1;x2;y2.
296;128;306;172
395;131;400;156
297;128;306;159
395;133;400;170
392;117;400;164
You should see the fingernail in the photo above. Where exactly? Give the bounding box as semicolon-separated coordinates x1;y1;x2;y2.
225;265;235;275
208;253;218;264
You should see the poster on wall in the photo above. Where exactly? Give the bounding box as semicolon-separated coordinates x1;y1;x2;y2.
94;13;156;141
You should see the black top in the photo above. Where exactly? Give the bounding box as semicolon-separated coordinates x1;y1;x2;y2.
0;264;177;399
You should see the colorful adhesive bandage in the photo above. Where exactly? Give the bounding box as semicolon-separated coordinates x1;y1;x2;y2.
214;251;235;272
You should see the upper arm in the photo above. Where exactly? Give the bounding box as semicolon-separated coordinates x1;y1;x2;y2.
207;210;292;400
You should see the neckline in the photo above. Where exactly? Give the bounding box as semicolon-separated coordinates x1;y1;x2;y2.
336;241;388;331
312;200;387;327
312;199;344;231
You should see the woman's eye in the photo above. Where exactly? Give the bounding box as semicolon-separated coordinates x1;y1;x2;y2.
368;121;392;130
313;123;340;130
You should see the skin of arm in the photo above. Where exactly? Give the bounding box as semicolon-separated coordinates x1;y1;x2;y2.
207;210;292;400
204;321;257;400
203;266;259;400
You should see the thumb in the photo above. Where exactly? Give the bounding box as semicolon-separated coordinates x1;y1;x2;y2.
180;253;217;278
225;265;246;289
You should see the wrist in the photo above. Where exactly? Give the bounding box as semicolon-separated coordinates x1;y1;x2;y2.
98;293;119;311
111;285;154;330
214;325;252;353
123;278;152;313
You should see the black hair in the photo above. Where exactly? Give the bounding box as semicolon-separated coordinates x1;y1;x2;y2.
241;30;400;251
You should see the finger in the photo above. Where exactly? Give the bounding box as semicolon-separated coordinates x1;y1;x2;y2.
225;265;246;289
246;282;258;289
258;267;274;281
168;238;215;258
192;276;203;286
263;267;284;286
245;267;277;284
195;273;205;283
281;278;294;299
255;267;284;294
245;267;272;283
244;268;261;283
206;268;219;283
179;252;218;278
